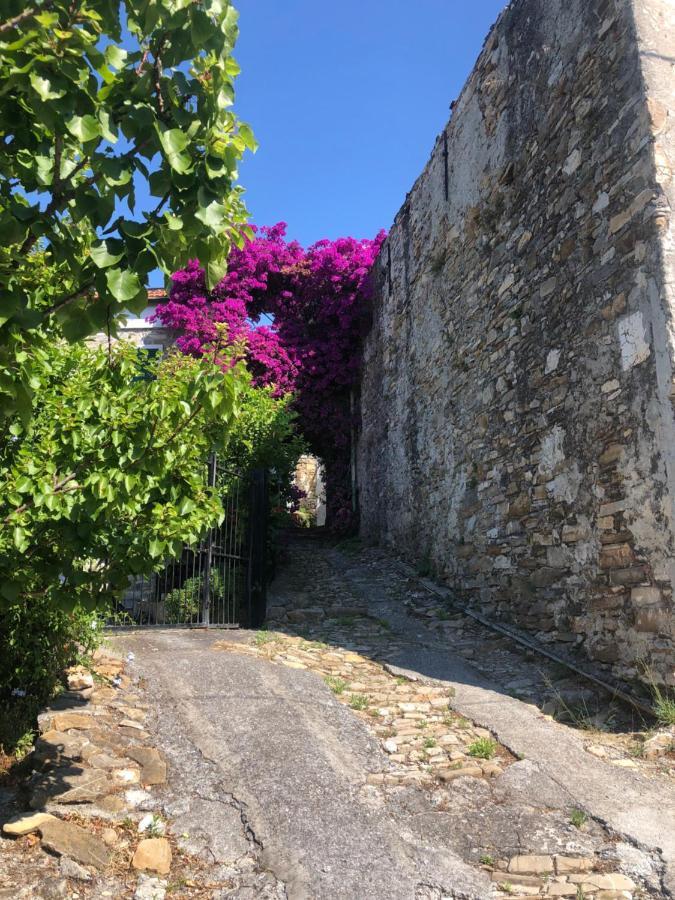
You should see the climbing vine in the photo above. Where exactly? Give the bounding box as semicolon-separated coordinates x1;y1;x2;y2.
156;223;386;528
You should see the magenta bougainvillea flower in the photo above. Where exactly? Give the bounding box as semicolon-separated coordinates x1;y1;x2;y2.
155;223;386;528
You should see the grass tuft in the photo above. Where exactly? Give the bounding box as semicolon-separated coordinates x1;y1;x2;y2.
325;676;347;695
467;737;497;759
570;808;588;829
652;688;675;727
254;630;275;647
349;694;369;711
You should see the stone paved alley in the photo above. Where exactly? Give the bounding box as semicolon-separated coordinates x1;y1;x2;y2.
1;533;674;899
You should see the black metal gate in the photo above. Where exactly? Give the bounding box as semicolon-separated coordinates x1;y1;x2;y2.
109;460;269;629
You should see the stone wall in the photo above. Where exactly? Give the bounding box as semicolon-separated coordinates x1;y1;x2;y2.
357;0;675;685
294;455;327;527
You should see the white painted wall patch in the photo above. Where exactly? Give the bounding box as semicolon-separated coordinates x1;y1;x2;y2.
617;311;651;370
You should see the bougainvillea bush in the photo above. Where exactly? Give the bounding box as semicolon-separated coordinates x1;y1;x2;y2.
156;224;385;528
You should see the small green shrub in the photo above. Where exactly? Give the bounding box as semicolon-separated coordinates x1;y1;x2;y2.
164;568;224;624
0;596;102;754
467;738;497;759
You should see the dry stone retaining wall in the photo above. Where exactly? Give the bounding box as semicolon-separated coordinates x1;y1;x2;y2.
357;0;675;685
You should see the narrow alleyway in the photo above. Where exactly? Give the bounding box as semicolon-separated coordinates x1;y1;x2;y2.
117;533;675;900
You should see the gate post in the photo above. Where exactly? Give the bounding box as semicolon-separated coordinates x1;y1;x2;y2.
201;452;217;626
246;468;269;628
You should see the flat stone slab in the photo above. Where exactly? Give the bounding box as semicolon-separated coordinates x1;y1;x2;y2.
34;730;91;765
30;767;112;807
132;838;172;875
3;812;58;836
41;712;97;733
126;748;167;785
39;818;110;870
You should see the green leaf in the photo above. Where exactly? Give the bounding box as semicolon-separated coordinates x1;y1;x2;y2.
206;254;229;290
238;123;258;152
66;114;102;143
98;109;118;143
195;197;228;231
105;268;142;302
15;476;32;494
104;44;127;70
148;539;164;559
29;72;65;101
90;241;124;269
164;213;183;231
157;127;192;173
13;527;28;552
178;497;196;516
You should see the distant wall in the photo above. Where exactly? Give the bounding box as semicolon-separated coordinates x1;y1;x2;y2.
357;0;675;685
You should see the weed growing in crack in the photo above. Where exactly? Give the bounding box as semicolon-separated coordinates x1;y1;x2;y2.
423;737;437;749
479;854;494;867
254;630;275;647
145;815;165;838
467;738;497;759
325;676;347;695
498;882;514;894
349;694;369;711
570;808;588;829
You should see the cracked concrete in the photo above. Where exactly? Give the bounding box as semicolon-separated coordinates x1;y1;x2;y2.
120;629;492;899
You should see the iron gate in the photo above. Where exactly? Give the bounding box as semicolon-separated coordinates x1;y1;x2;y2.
109;460;269;629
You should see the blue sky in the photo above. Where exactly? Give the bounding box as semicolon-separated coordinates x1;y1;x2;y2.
234;1;506;246
147;1;505;285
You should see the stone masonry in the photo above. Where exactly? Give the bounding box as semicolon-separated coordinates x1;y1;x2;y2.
357;0;675;685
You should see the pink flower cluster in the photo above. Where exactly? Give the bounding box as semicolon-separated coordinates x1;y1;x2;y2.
156;223;386;528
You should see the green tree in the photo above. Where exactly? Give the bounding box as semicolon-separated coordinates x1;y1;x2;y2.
221;378;306;482
0;0;255;422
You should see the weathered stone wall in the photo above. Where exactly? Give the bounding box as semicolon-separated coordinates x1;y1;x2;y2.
294;454;327;527
357;0;675;684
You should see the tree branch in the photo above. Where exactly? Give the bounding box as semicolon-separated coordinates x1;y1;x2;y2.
153;35;167;118
4;472;78;524
19;139;151;256
42;280;95;318
0;4;49;34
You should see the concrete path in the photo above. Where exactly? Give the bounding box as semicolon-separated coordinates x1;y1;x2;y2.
121;629;490;900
